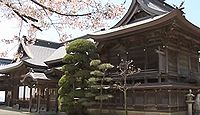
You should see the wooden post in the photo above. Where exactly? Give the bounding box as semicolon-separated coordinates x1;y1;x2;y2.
144;90;146;108
198;57;200;72
188;54;191;79
29;87;32;112
165;47;169;74
46;88;50;112
144;46;147;70
177;52;180;82
55;88;59;112
158;46;161;74
23;85;26;100
5;90;7;105
165;47;169;82
37;88;41;113
177;90;179;111
155;90;157;108
132;90;135;109
168;90;171;111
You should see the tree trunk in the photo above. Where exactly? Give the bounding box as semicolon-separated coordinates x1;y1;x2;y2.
124;74;128;115
124;90;128;115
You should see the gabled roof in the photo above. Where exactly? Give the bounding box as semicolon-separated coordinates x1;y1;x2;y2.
0;39;63;73
24;45;57;67
19;39;62;67
114;0;173;27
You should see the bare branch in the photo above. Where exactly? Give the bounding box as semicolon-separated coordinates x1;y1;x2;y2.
41;7;61;36
31;24;42;31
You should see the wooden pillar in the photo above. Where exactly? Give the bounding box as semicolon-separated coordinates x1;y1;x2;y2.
56;89;59;112
23;85;26;101
158;46;161;74
165;47;169;73
144;46;147;70
29;87;32;112
177;90;179;111
132;90;135;109
14;86;19;105
37;88;41;113
144;90;146;108
177;52;180;82
168;90;171;111
165;46;169;83
155;90;157;107
5;90;7;105
188;54;192;79
46;88;50;112
198;56;200;72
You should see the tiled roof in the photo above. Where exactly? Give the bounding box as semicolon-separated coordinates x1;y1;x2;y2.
44;46;66;64
17;39;62;67
24;45;57;67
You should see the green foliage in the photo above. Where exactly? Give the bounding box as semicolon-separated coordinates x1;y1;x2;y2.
90;59;114;114
98;63;114;70
66;39;97;57
58;39;98;115
95;94;113;100
90;60;101;66
90;70;104;76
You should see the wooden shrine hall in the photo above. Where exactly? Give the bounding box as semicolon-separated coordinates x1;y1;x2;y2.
84;0;200;115
0;38;63;112
45;0;200;115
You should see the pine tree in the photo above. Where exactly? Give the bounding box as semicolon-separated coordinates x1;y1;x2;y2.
89;59;114;115
58;39;98;115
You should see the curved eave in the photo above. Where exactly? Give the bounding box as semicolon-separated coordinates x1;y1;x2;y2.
0;61;23;74
44;58;63;66
113;0;173;28
88;10;200;42
20;40;34;59
114;0;138;27
23;60;48;69
175;14;200;37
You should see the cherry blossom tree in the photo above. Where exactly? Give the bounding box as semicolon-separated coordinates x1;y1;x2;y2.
0;0;126;57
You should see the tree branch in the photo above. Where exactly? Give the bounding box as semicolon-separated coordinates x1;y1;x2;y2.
0;1;38;23
41;7;61;36
30;0;93;17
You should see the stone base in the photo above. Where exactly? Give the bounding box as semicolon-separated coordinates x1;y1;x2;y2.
88;109;187;115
